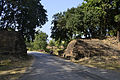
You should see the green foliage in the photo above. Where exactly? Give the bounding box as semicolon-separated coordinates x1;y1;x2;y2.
48;39;65;55
51;12;71;42
115;14;120;22
48;39;66;49
26;31;48;51
26;42;34;51
51;0;120;43
49;40;55;47
34;31;48;50
0;0;48;41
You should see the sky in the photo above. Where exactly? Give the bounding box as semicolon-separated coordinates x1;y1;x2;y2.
40;0;84;40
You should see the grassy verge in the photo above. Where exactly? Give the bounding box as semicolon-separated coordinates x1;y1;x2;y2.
72;56;120;71
0;54;34;80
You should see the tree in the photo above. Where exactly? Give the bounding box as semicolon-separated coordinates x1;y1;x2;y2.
51;0;120;45
51;12;72;42
113;0;120;41
49;40;55;48
0;0;48;41
84;0;120;40
33;31;48;50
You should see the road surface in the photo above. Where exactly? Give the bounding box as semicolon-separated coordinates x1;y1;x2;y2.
19;52;120;80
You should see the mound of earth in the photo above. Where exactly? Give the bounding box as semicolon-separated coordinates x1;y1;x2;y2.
63;37;120;60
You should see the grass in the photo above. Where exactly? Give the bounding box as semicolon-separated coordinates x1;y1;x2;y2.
0;54;34;80
72;56;120;71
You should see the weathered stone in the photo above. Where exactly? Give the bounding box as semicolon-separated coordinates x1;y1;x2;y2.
0;31;27;56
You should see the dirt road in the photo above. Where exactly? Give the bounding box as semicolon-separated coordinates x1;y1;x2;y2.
19;52;120;80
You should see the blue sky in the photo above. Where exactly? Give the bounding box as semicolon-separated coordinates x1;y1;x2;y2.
41;0;84;40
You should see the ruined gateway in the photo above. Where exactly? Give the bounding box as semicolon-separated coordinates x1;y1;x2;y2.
0;31;27;56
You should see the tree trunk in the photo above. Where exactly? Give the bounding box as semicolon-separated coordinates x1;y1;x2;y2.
117;31;120;42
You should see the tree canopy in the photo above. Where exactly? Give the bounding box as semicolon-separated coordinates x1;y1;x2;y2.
0;0;48;41
51;0;120;42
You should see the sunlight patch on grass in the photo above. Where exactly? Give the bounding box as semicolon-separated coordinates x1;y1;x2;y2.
0;54;34;80
0;67;26;75
0;60;12;65
73;56;120;71
106;67;115;70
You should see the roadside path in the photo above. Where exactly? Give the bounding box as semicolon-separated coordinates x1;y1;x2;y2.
19;52;120;80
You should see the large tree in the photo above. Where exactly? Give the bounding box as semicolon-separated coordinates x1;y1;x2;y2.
51;0;120;43
0;0;48;41
51;12;71;42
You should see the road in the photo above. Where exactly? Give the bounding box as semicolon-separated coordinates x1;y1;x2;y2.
19;52;120;80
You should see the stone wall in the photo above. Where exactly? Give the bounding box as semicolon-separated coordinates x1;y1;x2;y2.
0;31;27;56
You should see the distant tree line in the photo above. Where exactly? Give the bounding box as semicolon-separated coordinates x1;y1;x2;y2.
0;0;48;41
26;31;48;51
51;0;120;43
